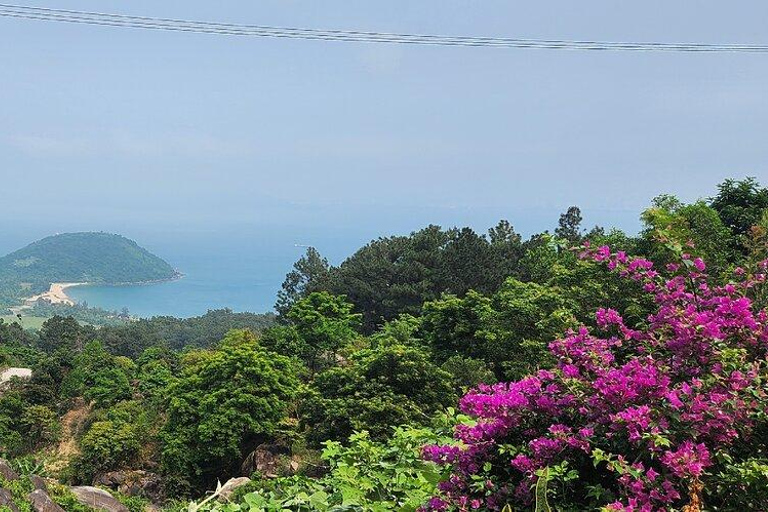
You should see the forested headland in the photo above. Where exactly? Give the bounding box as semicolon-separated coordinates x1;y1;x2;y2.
0;232;179;321
1;178;768;512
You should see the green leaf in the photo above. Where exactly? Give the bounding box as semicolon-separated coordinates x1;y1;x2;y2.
535;467;552;512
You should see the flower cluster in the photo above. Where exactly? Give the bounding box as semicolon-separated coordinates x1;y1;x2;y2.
423;248;768;511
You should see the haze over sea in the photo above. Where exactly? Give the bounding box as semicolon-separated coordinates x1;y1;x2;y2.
0;205;641;318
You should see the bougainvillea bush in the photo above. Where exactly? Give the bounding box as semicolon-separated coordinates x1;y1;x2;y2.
423;248;768;511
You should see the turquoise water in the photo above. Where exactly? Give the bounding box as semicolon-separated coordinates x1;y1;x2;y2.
66;227;365;318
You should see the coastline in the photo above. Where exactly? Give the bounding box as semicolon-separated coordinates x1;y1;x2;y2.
21;272;184;308
24;282;88;307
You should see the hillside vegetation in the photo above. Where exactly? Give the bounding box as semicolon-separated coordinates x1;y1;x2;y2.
1;178;768;512
0;232;178;303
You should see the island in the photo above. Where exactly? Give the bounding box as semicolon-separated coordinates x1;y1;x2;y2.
0;232;180;324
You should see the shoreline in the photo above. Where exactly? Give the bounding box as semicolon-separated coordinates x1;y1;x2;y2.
21;272;184;308
24;282;88;307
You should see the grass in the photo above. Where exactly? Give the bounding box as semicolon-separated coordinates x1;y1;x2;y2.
0;314;49;330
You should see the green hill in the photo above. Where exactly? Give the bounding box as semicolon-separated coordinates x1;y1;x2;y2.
0;232;178;299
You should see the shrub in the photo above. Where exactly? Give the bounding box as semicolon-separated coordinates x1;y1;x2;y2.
300;344;456;444
20;405;61;449
423;248;768;511
74;419;141;481
160;330;299;494
190;415;464;512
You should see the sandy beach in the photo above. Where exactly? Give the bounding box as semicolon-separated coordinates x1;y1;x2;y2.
24;282;87;307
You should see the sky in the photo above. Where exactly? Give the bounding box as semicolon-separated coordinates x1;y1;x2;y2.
1;1;767;248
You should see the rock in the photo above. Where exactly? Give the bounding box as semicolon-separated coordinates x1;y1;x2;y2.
0;488;19;512
28;489;64;512
217;477;251;502
0;368;32;386
29;475;48;492
0;459;19;481
240;443;290;477
70;486;129;512
95;470;165;503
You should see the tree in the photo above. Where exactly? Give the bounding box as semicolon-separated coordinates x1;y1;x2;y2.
275;247;330;317
641;197;734;275
710;177;768;238
421;279;576;381
21;404;61;450
420;291;492;364
438;228;499;295
555;206;584;244
77;420;141;478
287;292;361;374
322;226;450;332
487;220;524;282
135;347;179;403
160;330;299;493
61;340;132;408
441;355;497;391
37;315;93;353
0;390;25;454
300;343;456;444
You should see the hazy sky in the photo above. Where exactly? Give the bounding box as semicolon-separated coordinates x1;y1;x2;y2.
1;1;767;241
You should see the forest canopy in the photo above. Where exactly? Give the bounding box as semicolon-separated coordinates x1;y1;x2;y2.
1;177;768;512
0;232;178;304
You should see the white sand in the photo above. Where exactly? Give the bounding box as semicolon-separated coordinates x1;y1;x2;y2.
24;282;87;306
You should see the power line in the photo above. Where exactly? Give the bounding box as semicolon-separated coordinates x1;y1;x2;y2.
1;3;767;53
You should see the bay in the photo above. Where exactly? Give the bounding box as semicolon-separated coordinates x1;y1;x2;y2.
66;226;366;318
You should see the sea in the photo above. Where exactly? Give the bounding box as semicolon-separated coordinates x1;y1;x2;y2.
65;226;368;318
3;207;641;319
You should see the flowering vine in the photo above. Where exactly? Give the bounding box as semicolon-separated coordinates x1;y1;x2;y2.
423;248;768;511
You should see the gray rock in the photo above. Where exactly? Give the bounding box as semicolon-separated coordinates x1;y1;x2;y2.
28;489;64;512
218;477;251;502
95;470;165;503
240;443;290;477
29;475;48;492
70;486;129;512
0;459;19;481
0;488;20;512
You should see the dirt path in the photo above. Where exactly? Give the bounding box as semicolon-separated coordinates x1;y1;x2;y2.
46;400;91;474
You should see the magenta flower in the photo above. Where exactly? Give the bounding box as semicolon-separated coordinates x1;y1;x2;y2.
422;248;768;511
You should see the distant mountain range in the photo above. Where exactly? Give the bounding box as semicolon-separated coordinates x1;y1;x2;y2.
0;232;179;300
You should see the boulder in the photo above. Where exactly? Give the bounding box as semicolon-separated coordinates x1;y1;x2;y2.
218;477;251;502
0;488;19;512
0;459;19;481
28;489;64;512
70;486;129;512
29;475;48;492
95;470;165;503
240;443;290;477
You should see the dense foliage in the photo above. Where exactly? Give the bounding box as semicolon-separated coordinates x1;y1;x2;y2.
423;248;768;511
0;232;178;301
97;308;277;358
1;177;766;512
161;330;299;493
192;416;463;512
277;222;528;333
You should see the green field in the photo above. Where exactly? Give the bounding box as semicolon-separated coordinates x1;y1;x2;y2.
0;314;48;330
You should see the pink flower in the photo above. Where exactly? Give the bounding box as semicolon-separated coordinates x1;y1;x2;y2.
423;249;768;512
660;441;712;478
